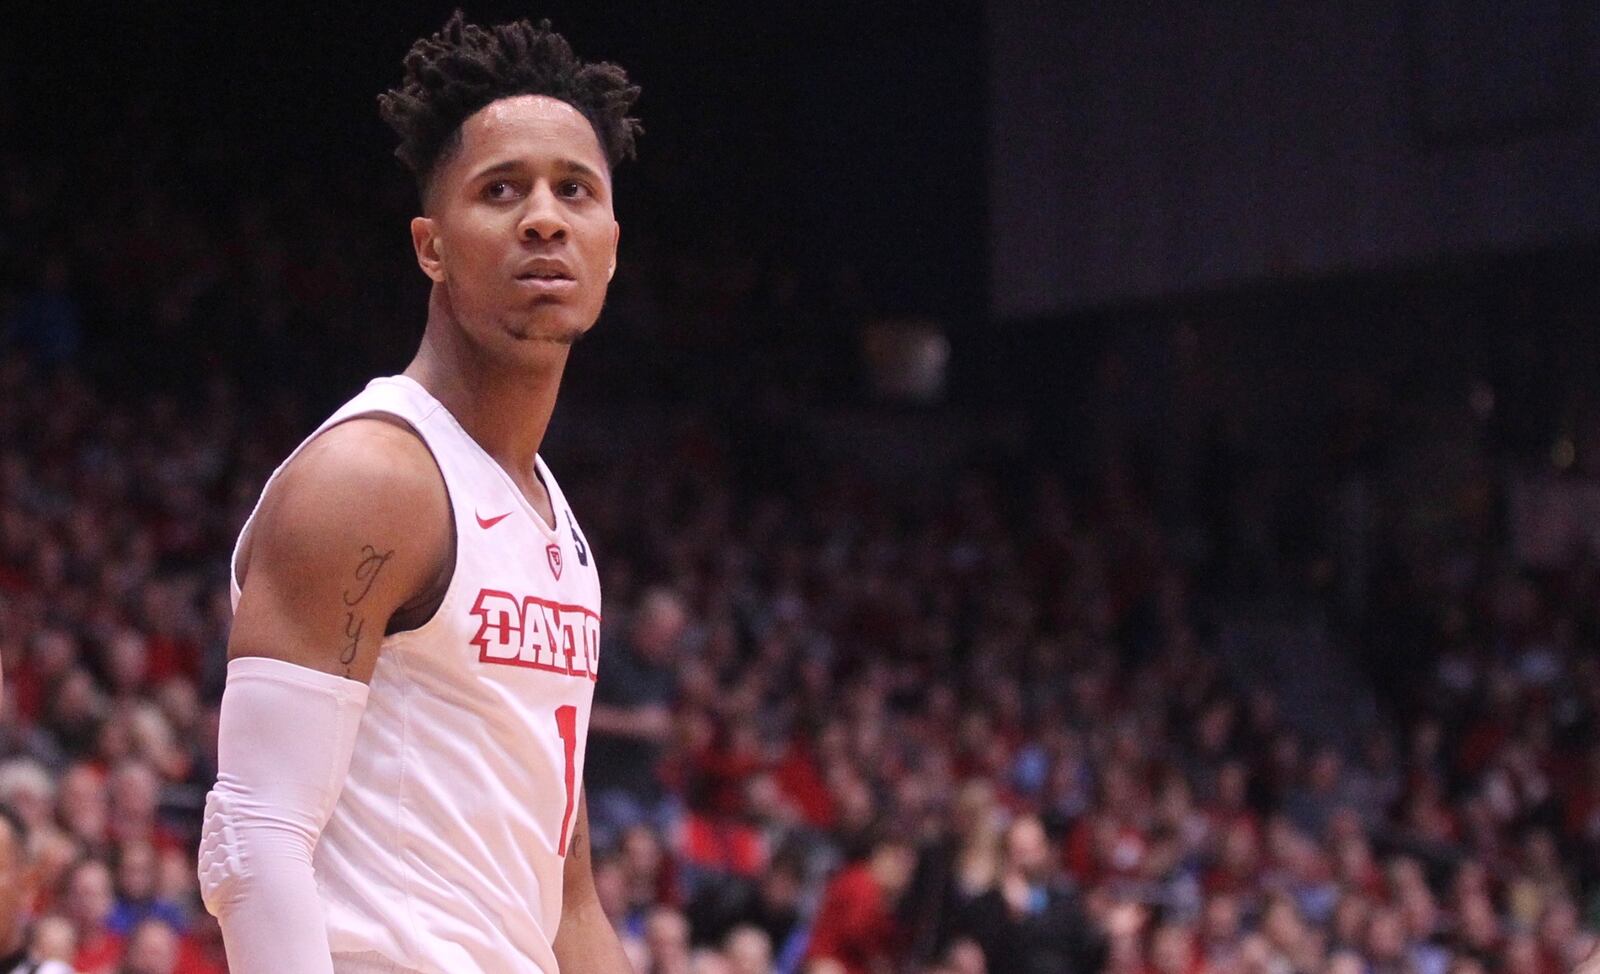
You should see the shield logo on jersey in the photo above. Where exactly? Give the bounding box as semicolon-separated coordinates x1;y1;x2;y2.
547;543;563;580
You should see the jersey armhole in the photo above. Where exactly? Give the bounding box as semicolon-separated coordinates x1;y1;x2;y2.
232;411;459;637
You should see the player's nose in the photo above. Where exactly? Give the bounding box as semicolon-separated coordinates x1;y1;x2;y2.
518;184;569;243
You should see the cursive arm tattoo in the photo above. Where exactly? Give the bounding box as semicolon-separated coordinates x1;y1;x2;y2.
343;545;395;607
339;612;365;666
338;545;394;667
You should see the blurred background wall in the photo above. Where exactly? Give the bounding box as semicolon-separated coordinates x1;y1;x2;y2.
990;0;1600;318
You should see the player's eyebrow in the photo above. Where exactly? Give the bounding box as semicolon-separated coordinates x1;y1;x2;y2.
553;159;607;185
468;159;526;182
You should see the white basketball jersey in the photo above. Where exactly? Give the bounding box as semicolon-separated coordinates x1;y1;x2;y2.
230;375;601;974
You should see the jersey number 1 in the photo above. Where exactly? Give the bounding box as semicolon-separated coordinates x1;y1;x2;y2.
554;704;578;857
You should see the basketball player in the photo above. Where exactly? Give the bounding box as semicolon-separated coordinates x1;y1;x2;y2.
197;14;639;974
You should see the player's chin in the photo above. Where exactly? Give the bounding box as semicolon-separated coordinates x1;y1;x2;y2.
502;307;592;348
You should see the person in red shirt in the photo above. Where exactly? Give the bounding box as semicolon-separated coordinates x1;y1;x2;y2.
804;834;916;974
173;913;227;974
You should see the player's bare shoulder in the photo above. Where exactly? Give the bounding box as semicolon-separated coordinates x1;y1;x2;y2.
230;417;452;682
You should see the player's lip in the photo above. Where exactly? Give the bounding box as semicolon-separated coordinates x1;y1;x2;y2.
514;257;576;282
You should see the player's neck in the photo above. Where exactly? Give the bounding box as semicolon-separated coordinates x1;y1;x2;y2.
404;294;567;479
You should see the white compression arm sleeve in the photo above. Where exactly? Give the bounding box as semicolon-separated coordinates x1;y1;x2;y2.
198;656;370;974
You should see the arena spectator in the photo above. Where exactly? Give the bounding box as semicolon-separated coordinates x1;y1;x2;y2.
939;938;986;974
117;916;179;974
644;906;694;974
0;760;55;832
687;843;805;956
56;763;108;855
616;825;676;938
64;858;121;973
902;778;1003;957
956;815;1106;974
29;914;77;969
722;924;774;974
107;840;185;937
691;948;733;974
1144;922;1197;974
804;834;916;974
588;587;688;842
0;805;73;974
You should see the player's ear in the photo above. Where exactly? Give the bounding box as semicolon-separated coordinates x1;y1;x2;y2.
412;216;447;283
607;220;619;282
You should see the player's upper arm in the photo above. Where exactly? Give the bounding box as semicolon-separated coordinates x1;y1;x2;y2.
229;418;451;683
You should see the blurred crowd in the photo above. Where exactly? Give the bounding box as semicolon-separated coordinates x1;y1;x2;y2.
4;326;1600;974
5;112;1600;974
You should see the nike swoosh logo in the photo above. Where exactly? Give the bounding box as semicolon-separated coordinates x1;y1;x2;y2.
476;511;512;529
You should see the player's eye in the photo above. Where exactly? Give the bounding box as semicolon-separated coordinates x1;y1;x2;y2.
557;180;591;199
485;180;521;201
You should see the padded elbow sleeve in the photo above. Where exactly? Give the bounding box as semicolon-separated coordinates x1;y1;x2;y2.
198;657;369;973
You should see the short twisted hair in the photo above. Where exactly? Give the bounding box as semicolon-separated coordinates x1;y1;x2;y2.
379;11;643;199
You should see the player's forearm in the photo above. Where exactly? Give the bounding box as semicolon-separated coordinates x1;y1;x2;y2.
209;816;338;974
199;658;369;974
552;896;633;974
554;792;632;972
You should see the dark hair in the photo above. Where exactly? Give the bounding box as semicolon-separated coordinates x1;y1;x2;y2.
379;11;643;199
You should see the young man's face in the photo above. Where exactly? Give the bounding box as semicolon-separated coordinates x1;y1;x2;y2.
412;94;619;360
